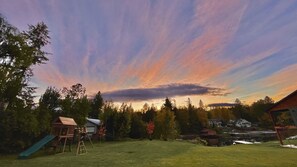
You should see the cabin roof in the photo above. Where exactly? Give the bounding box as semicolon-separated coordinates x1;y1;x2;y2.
86;118;101;126
267;90;297;113
53;116;77;126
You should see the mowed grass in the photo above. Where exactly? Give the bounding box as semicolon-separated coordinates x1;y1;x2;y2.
0;140;296;167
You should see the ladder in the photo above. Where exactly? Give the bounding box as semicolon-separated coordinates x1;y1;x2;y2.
76;140;87;155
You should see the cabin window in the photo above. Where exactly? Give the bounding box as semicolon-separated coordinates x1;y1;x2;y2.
87;127;95;133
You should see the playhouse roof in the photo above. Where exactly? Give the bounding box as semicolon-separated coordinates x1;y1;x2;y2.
53;116;77;126
267;90;297;113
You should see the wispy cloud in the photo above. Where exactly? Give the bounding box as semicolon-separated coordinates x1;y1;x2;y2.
261;64;297;98
1;0;297;108
102;83;228;102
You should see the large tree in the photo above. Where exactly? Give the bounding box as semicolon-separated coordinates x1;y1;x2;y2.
0;15;49;110
0;15;50;152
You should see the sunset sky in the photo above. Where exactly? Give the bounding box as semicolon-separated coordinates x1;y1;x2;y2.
1;0;297;109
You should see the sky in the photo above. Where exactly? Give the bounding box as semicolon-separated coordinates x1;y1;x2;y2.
1;0;297;110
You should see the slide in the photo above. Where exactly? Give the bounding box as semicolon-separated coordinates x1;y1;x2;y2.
19;134;56;159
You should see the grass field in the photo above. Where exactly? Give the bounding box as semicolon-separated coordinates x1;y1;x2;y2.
0;140;296;167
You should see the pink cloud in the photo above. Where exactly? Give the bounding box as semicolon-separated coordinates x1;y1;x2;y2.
3;0;297;109
117;0;248;88
34;62;113;96
262;64;297;99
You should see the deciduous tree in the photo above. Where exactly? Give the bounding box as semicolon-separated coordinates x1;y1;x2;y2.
250;96;274;128
0;15;50;152
154;108;177;140
60;83;90;126
146;121;155;140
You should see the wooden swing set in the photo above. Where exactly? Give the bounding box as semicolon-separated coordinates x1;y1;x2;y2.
51;116;93;155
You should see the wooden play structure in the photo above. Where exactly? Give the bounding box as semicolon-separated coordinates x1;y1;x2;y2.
51;116;94;154
268;90;297;147
19;116;94;158
19;116;78;158
51;116;77;152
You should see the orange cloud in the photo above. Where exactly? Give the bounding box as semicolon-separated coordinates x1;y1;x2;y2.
34;62;113;96
262;64;297;100
180;0;247;82
114;0;249;90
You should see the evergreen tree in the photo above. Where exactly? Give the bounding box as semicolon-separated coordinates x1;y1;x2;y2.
117;103;132;139
199;99;204;109
174;107;190;134
164;97;173;111
100;101;118;141
39;87;61;121
89;91;104;119
129;112;146;139
143;105;157;122
197;107;209;128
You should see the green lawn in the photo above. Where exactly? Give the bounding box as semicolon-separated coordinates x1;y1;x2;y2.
0;140;296;167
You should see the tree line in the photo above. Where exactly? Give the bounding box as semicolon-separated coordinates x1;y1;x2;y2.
31;85;276;140
0;15;275;153
1;82;275;153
